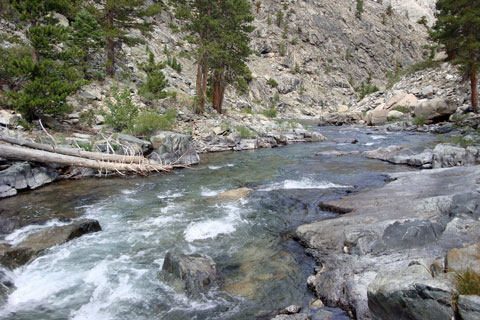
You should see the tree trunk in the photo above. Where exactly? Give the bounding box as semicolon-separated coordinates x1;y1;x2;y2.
471;71;478;113
195;56;203;114
0;136;146;163
212;68;226;114
0;144;172;173
106;8;115;77
201;56;208;110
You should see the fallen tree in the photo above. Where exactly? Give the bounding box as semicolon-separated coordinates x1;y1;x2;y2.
0;135;146;164
0;144;173;174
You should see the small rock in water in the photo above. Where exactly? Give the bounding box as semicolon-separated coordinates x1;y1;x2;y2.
309;299;324;310
279;305;302;315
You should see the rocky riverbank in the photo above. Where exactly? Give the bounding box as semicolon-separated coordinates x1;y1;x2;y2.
295;164;480;319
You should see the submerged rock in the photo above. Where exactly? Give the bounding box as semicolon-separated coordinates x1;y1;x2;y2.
216;187;252;200
0;219;101;269
161;252;218;298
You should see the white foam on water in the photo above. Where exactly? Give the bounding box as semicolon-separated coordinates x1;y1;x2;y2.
157;190;183;199
259;177;350;191
120;189;135;195
365;142;375;146
184;204;244;242
4;219;72;246
208;163;235;170
200;187;226;197
371;135;387;140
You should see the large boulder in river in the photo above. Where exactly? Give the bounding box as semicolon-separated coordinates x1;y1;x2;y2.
0;162;58;198
161;252;218;298
414;98;458;124
367;264;456;320
149;131;200;166
0;219;101;269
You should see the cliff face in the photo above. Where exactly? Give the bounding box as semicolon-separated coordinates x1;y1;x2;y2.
0;0;434;119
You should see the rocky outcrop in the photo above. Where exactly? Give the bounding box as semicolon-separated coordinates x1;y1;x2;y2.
0;219;101;269
295;165;480;319
161;252;218;298
432;144;480;168
0;162;58;198
414;98;458;124
365;143;480;169
367;264;456;320
458;295;480;320
149;131;200;166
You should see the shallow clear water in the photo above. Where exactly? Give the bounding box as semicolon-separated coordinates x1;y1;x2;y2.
0;126;439;320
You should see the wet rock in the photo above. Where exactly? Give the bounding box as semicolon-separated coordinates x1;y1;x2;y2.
234;139;258;151
458;295;480;320
0;162;58;198
432;144;480;168
414;99;458;124
309;299;324;310
150;131;200;166
0;219;101;269
161;252;218;298
216;187;252;200
271;314;311;320
0;267;14;305
279;305;302;315
445;244;480;273
367;264;456;320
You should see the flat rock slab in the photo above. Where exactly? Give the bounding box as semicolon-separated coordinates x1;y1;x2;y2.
458;295;480;320
215;187;252;200
295;165;480;319
0;219;101;269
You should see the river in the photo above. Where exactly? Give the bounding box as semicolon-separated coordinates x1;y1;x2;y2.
0;126;439;320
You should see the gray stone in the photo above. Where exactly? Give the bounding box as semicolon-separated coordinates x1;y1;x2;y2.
420;85;434;98
150;131;200;166
458;295;480;320
367;265;455;320
414;99;458;124
432;144;480;168
0;162;58;198
279;305;302;315
234;139;258;151
366;109;388;126
0;267;14;306
117;133;152;154
0;219;101;269
271;314;311;320
161;252;218;298
365;146;433;167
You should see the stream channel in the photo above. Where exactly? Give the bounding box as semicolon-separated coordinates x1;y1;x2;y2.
0;126;439;320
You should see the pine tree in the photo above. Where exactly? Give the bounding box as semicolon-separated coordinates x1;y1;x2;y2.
432;0;480;112
98;0;162;77
7;0;83;121
210;0;254;114
70;9;105;79
175;0;254;114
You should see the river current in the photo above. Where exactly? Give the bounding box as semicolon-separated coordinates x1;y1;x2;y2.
0;126;438;320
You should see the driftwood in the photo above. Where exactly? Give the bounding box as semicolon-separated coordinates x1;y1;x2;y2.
0;144;173;173
0;135;146;164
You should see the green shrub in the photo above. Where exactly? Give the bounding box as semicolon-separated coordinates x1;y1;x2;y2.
105;88;138;132
77;141;93;152
355;82;379;100
261;107;277;118
394;106;410;114
139;69;168;100
413;115;426;126
267;78;279;88
455;269;480;296
236;125;253;139
167;56;182;73
279;42;287;56
132;109;177;136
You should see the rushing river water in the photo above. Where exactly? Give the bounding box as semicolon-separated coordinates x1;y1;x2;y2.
0;126;439;320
